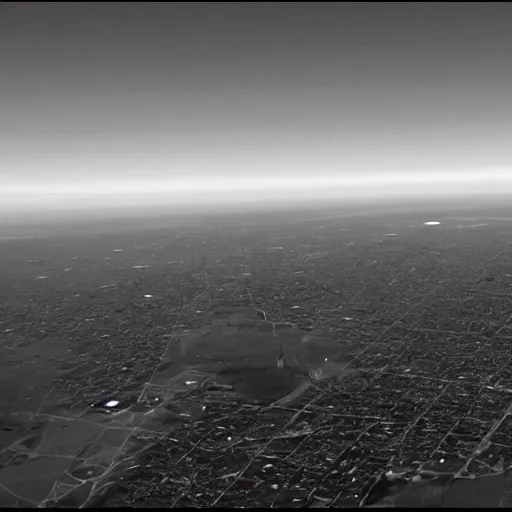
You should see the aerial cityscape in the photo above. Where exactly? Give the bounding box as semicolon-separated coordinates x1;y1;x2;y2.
2;1;512;508
2;200;512;507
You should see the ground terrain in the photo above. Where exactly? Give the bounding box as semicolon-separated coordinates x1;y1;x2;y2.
2;198;512;507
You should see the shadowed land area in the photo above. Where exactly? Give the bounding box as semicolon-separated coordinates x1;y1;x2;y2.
365;470;512;508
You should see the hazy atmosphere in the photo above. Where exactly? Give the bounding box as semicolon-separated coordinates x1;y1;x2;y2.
2;2;512;212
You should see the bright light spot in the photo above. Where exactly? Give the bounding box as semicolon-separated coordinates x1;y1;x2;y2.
133;265;150;269
35;276;48;280
440;458;445;463
112;249;123;252
291;305;301;309
325;358;328;362
185;381;198;385
271;484;279;490
105;400;119;408
227;436;232;441
144;294;153;298
424;221;441;226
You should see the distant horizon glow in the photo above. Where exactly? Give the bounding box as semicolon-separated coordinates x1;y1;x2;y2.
2;168;512;194
3;167;511;197
2;167;512;212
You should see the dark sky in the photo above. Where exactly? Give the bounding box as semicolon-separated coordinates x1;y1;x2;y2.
2;2;512;207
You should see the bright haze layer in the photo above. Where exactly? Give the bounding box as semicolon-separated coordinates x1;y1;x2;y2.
2;2;512;216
